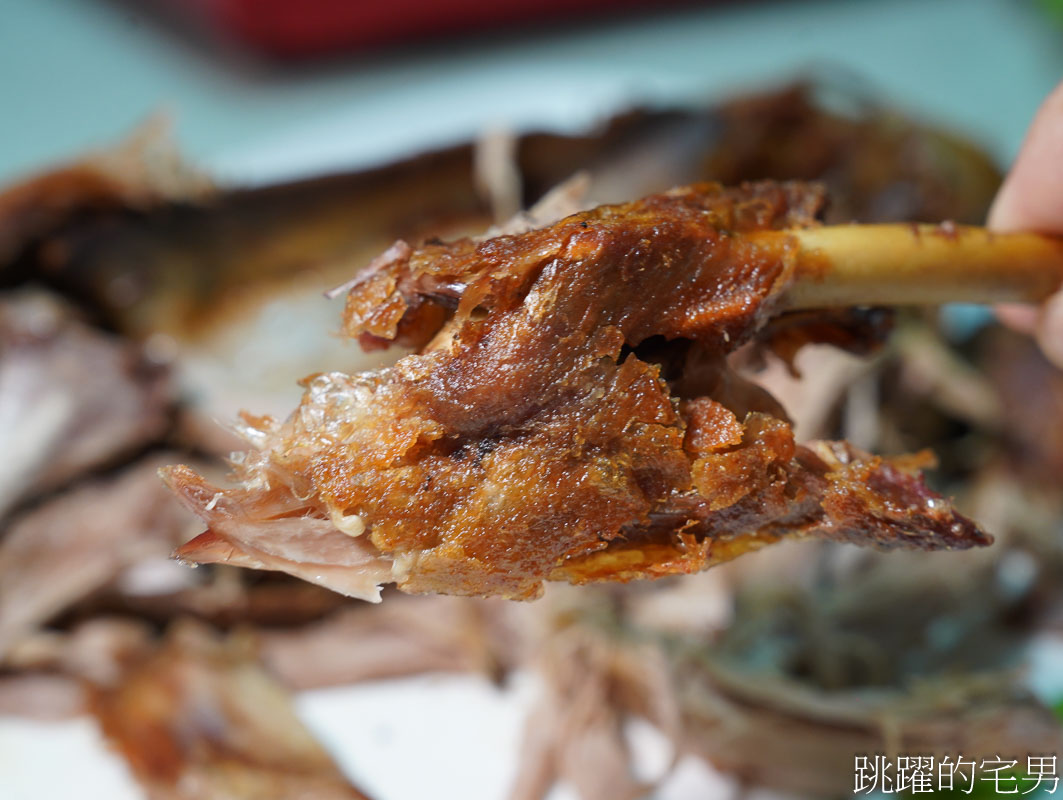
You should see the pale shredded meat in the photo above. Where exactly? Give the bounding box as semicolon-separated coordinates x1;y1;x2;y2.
0;674;86;720
165;182;989;601
0;457;194;660
0;291;171;518
258;595;512;690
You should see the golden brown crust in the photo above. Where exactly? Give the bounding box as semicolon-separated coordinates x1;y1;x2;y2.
166;182;989;600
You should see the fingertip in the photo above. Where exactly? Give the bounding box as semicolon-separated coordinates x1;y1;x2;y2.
1036;290;1063;370
988;80;1063;234
995;302;1040;335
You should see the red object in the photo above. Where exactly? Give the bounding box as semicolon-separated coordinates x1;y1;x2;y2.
176;0;696;59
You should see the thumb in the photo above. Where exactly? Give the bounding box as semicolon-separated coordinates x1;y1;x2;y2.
989;80;1063;369
989;81;1063;234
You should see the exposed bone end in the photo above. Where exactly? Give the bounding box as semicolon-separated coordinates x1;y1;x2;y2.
783;224;1063;310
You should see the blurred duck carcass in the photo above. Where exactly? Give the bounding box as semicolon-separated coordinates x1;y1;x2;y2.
1;80;1060;800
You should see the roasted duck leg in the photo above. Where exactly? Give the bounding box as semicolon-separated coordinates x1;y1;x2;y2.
164;182;1063;601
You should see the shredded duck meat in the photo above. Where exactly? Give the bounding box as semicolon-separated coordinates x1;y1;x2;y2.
91;623;372;800
165;182;989;601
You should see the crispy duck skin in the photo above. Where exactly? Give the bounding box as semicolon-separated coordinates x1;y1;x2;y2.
165;182;989;601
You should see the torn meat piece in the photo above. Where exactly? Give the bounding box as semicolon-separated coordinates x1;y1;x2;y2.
165;182;989;601
0;456;195;661
0;674;87;720
0;290;171;518
91;621;372;800
509;625;681;800
258;595;515;690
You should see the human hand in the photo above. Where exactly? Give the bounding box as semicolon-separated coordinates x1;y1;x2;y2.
989;81;1063;368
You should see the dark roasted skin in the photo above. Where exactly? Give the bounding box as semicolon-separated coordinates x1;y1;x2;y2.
165;182;989;601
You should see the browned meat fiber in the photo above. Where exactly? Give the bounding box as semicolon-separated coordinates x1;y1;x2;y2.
165;182;989;601
91;623;372;800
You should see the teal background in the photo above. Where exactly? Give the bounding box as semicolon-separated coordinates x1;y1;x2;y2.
0;0;1061;186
